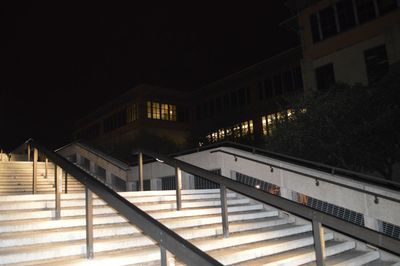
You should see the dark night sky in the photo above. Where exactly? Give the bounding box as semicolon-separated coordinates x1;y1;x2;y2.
1;2;298;151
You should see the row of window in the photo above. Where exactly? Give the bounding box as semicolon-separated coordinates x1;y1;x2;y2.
206;120;254;142
310;0;399;43
262;109;295;136
315;44;389;90
258;66;303;100
196;88;251;121
147;101;177;121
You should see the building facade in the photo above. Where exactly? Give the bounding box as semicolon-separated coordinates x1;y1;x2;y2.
287;0;400;90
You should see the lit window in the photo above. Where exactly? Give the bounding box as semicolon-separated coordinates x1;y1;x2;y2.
161;104;169;120
169;105;177;121
249;120;253;134
212;132;218;142
147;102;152;119
226;128;232;137
152;102;160;119
218;129;225;139
233;124;241;138
242;121;249;136
262;116;268;136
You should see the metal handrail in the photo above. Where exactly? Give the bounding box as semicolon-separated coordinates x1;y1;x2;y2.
136;147;400;258
28;140;222;266
210;149;400;204
55;141;130;171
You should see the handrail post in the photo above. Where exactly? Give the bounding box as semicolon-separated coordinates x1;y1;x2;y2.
32;148;38;194
64;171;68;194
27;144;31;161
220;185;229;237
138;152;144;191
44;158;48;178
160;245;175;266
85;187;94;259
54;165;61;219
312;220;326;266
175;167;182;210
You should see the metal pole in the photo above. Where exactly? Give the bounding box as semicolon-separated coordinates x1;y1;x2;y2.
312;220;326;266
138;152;144;191
45;158;48;178
220;185;229;237
85;187;94;259
33;148;38;194
54;165;61;219
160;245;174;266
175;167;182;210
64;171;68;194
27;144;31;161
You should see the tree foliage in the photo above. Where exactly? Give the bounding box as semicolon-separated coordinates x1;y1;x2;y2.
264;63;400;180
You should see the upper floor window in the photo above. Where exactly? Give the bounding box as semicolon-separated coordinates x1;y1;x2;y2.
104;109;127;133
319;7;338;38
336;0;356;31
355;0;376;23
309;0;399;43
147;101;176;121
315;63;336;90
377;0;398;15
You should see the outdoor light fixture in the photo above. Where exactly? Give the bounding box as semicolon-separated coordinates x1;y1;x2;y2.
270;166;274;173
255;184;260;189
315;179;319;186
156;158;164;163
374;195;379;204
234;156;238;162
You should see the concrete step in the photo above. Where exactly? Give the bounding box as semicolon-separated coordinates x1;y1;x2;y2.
0;216;291;248
0;198;251;221
235;240;355;265
0;220;307;264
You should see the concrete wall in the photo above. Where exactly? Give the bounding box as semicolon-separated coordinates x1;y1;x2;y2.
57;143;400;230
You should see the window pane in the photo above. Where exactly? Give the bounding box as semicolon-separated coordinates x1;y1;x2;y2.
315;63;336;90
377;0;398;15
364;45;389;84
310;13;321;42
147;101;152;119
336;0;356;31
355;0;376;23
152;102;160;119
319;7;338;38
169;105;176;121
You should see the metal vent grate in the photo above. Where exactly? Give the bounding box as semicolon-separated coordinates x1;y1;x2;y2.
235;172;280;195
194;169;221;189
379;221;400;239
161;175;176;190
301;194;365;226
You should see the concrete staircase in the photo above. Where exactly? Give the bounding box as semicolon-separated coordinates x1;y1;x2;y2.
0;161;398;265
0;161;84;195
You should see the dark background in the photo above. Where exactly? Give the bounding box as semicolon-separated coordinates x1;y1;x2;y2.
1;2;298;151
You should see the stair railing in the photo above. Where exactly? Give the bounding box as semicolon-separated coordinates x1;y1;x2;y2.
27;139;222;266
135;147;400;266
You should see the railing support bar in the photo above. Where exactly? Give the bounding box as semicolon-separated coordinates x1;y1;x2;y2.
54;165;61;219
85;187;94;259
160;245;174;266
312;220;326;266
27;144;31;161
32;148;38;194
138;152;144;191
64;171;68;194
44;158;49;178
175;167;182;210
220;185;229;238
